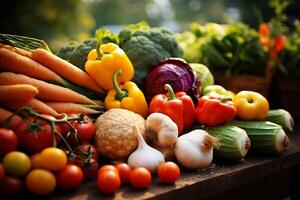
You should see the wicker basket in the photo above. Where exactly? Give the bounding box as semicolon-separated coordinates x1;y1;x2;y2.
273;78;300;120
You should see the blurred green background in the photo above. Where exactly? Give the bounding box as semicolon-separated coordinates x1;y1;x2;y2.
1;0;299;51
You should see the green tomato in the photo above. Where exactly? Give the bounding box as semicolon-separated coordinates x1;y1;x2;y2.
2;151;31;177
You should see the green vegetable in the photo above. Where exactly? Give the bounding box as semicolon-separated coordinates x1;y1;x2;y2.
203;85;233;98
190;63;214;94
265;109;294;132
118;22;182;86
207;125;250;160
227;120;289;153
56;38;97;70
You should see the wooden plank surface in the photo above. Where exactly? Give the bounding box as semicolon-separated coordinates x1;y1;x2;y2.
40;129;300;200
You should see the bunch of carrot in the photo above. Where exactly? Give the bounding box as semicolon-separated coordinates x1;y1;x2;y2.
0;45;105;128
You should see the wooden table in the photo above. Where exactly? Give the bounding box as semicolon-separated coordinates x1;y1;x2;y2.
43;126;300;200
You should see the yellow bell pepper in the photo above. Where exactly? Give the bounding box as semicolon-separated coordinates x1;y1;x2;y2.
85;43;134;91
233;91;269;120
105;70;148;117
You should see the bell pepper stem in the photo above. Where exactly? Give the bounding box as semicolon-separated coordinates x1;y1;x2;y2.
113;69;127;100
221;97;232;103
96;43;103;60
164;84;177;100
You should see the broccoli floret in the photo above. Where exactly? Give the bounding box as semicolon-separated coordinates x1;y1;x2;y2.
56;41;79;61
119;23;182;86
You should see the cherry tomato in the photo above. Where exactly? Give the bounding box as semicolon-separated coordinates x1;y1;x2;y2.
2;151;31;177
158;162;180;184
97;170;120;194
0;128;18;158
15;116;61;154
98;165;118;176
115;163;132;184
56;164;83;191
130;167;152;189
0;164;5;182
26;169;56;196
74;143;99;161
65;114;95;145
40;147;67;171
78;158;99;179
0;175;24;198
30;153;41;169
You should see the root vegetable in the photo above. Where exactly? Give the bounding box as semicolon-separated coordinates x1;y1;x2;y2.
174;130;218;169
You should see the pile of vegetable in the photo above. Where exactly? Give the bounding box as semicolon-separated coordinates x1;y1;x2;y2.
0;20;296;198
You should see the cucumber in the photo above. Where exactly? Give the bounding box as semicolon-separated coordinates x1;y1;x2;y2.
265;109;294;132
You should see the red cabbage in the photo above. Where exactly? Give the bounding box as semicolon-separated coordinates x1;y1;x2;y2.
145;58;200;102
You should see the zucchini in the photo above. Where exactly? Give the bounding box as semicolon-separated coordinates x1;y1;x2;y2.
207;125;250;160
265;109;294;132
227;120;289;153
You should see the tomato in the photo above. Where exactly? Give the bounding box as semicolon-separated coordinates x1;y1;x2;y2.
0;175;24;198
78;158;99;179
30;153;41;169
65;114;95;145
0;128;18;158
74;143;99;161
26;169;56;196
115;163;132;184
98;165;118;176
97;170;120;194
15;116;61;154
158;162;180;184
2;151;31;177
130;167;152;189
0;164;5;182
56;164;83;191
40;147;67;171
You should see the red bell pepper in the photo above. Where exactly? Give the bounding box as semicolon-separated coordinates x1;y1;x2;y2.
149;84;195;135
196;96;237;126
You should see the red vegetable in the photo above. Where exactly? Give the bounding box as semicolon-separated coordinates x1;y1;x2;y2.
0;128;18;158
196;96;237;126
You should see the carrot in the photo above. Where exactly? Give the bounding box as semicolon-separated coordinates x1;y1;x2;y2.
0;72;97;105
0;107;22;130
31;48;103;93
0;84;38;102
0;44;32;58
1;98;59;116
45;102;101;115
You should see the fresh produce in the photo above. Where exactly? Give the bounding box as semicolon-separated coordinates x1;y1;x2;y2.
196;96;237;126
0;107;22;130
0;128;18;158
25;169;56;196
2;98;59;116
130;167;152;189
74;144;99;161
39;147;67;171
158;162;180;184
30;153;41;169
145;58;200;101
190;63;214;93
203;85;234;99
227;120;289;153
16;116;61;154
98;165;119;175
0;164;4;182
0;84;38;102
115;163;132;184
146;113;178;147
0;175;24;198
118;22;182;86
44;102;100;115
56;38;97;70
174;129;218;169
105;70;148;117
31;48;102;93
2;151;31;177
94;108;146;160
85;42;134;91
234;91;269;120
127;126;165;173
265;109;294;132
78;158;99;179
97;170;121;194
149;84;195;135
56;164;84;191
207;125;251;160
0;72;96;105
